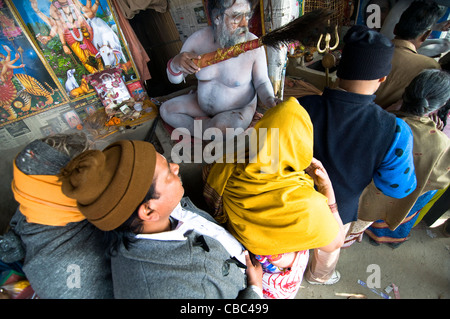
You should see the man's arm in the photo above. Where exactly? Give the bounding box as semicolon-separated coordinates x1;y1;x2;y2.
251;47;278;108
237;251;263;299
305;157;345;253
166;30;205;84
167;51;201;84
373;118;417;198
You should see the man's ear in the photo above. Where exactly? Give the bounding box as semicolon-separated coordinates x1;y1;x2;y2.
137;202;159;222
420;30;432;42
212;12;222;26
379;76;387;83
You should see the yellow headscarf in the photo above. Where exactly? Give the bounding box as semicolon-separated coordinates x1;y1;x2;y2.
204;97;339;255
11;161;85;226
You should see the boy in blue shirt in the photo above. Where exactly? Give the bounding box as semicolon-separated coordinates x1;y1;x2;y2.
298;25;417;285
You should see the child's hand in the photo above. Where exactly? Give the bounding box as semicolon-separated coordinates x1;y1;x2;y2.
305;157;336;205
429;112;444;131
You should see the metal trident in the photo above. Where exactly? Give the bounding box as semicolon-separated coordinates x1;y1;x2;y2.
317;25;339;87
317;25;339;53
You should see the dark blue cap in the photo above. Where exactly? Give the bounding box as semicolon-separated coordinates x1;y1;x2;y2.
337;25;395;80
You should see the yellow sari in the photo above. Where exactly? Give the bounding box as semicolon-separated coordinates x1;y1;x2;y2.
204;97;339;255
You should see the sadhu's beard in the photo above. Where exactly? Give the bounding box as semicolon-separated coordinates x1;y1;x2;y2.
217;25;249;48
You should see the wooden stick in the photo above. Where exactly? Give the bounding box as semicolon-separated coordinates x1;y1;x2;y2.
193;38;262;68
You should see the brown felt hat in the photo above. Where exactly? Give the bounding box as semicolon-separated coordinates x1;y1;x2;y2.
60;140;156;231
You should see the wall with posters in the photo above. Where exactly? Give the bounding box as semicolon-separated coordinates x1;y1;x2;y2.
168;0;208;43
0;0;143;232
0;0;140;150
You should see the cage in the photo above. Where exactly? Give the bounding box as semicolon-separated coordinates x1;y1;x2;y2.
303;0;350;27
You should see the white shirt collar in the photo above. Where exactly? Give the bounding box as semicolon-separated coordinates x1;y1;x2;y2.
135;203;246;264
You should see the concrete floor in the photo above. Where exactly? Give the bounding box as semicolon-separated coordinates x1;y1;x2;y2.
297;219;450;299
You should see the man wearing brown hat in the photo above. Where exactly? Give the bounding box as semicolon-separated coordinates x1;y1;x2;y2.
297;25;417;285
60;139;262;299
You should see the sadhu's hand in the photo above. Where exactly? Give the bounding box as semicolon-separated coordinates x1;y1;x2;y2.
172;51;201;74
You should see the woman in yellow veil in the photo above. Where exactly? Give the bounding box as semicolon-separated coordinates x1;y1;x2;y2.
204;97;344;298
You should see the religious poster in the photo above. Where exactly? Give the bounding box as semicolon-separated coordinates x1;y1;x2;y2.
0;0;141;128
86;66;131;112
62;108;82;128
0;0;66;125
11;0;137;100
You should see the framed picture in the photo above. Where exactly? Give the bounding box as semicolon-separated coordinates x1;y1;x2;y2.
10;0;138;100
40;124;57;136
86;66;130;113
84;104;96;115
62;108;81;128
0;0;66;125
0;0;141;128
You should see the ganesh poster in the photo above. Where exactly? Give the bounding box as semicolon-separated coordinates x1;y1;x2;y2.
0;0;65;125
11;0;137;99
0;0;139;127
